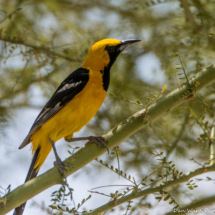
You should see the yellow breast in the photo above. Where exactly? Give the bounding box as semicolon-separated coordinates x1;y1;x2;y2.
39;69;106;141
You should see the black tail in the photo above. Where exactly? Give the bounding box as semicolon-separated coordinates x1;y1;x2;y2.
13;147;41;215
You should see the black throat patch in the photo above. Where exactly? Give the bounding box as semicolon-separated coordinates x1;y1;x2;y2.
101;67;110;91
101;45;121;91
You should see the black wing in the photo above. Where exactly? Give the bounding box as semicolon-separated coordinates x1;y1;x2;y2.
19;68;90;149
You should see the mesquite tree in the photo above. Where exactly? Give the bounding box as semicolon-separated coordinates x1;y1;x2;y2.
1;0;215;215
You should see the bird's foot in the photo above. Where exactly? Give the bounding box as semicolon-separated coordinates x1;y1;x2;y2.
85;136;109;153
54;156;69;179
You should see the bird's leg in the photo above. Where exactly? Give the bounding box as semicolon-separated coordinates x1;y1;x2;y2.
50;139;68;178
65;136;109;153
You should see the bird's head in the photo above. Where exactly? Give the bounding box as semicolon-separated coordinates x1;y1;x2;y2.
82;38;140;71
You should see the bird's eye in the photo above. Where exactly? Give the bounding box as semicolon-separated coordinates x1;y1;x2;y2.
107;47;115;52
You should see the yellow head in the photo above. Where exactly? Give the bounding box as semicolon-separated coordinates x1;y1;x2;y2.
82;38;140;71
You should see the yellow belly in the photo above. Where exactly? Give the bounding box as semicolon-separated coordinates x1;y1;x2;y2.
31;69;106;168
45;78;106;141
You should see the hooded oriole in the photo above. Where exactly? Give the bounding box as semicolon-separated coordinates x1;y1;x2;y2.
13;38;140;215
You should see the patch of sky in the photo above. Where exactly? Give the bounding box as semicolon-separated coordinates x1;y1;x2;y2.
136;52;165;85
150;1;180;17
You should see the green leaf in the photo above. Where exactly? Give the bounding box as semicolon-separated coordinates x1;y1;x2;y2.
57;205;63;210
169;200;174;204
136;100;142;105
164;195;170;201
120;94;124;99
108;92;115;97
51;198;60;202
110;193;115;198
161;85;167;92
155;196;162;202
209;33;215;37
86;195;91;200
68;150;72;155
170;52;178;58
49;204;57;209
200;133;207;138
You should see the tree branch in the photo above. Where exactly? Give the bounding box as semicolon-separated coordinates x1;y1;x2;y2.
1;64;215;214
179;0;199;31
166;110;190;159
165;193;215;215
0;36;81;62
0;63;67;101
88;164;215;215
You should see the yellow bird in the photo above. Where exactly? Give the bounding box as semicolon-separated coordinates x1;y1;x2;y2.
14;38;140;215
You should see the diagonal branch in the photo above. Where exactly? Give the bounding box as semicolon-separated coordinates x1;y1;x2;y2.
166;110;190;159
0;36;81;62
88;164;215;215
1;63;215;214
0;63;67;101
165;193;215;215
180;0;199;31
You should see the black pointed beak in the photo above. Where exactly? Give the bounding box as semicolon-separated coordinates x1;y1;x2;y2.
121;39;141;44
118;39;141;51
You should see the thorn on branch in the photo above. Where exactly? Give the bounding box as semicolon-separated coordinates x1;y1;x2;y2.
138;110;148;120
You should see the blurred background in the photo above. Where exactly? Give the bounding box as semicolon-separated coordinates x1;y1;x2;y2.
1;0;215;214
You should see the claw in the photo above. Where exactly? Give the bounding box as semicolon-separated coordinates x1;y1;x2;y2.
54;156;68;178
85;136;109;153
54;160;69;168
